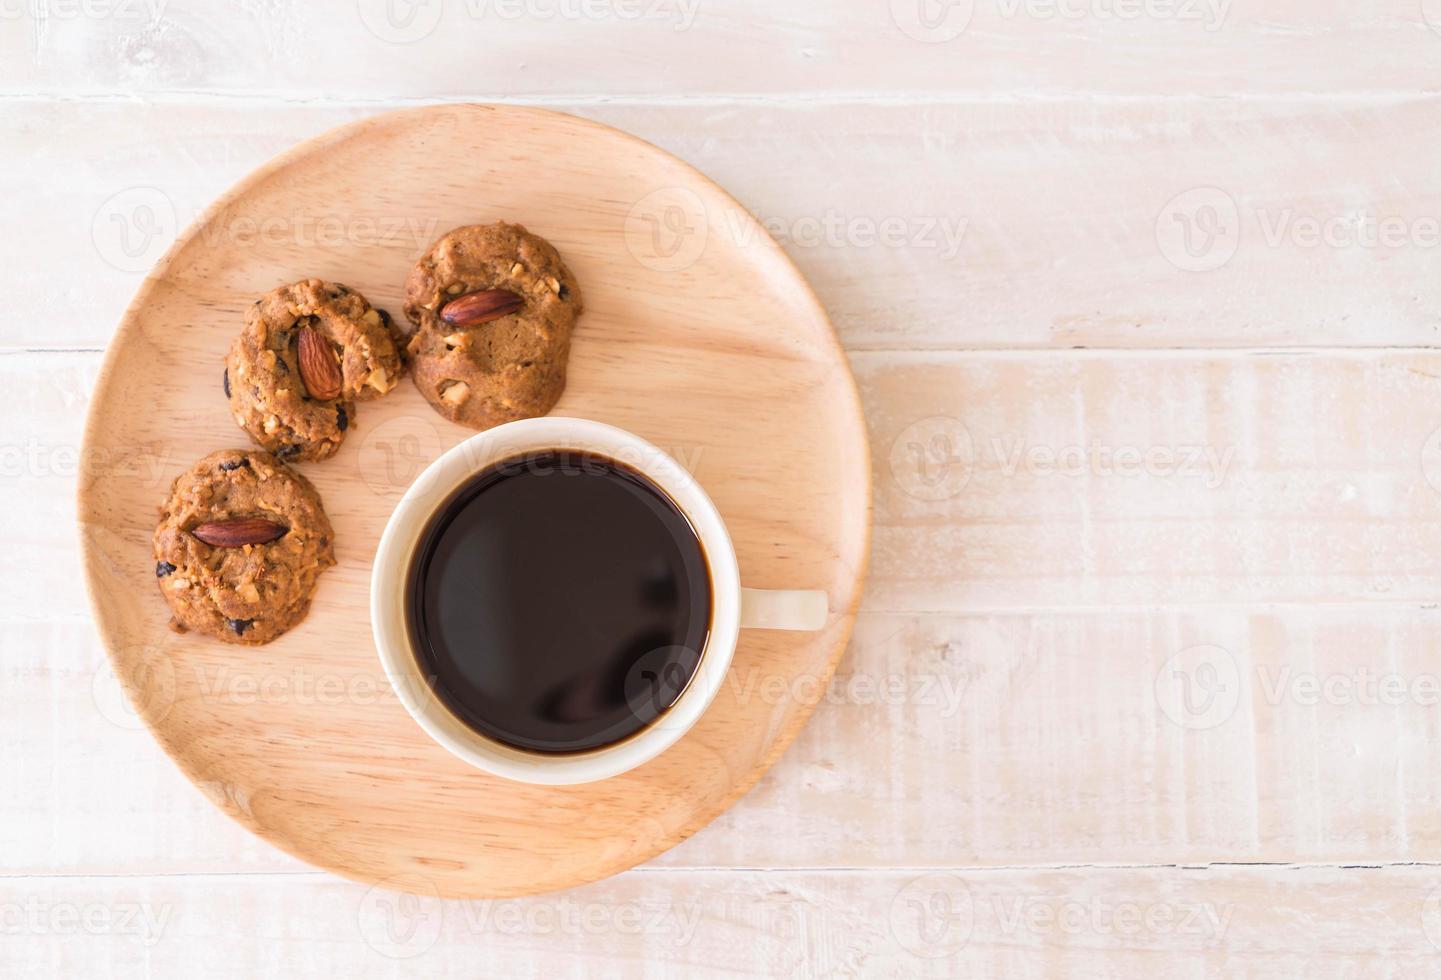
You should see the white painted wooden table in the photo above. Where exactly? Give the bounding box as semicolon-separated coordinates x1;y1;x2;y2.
7;2;1441;976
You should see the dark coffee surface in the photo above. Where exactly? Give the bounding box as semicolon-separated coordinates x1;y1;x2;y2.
407;450;711;754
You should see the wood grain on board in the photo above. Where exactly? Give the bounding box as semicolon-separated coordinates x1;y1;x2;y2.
862;350;1441;610
1;1;1438;99
10;98;1441;354
6;867;1441;978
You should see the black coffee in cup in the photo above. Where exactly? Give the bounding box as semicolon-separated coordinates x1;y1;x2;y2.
406;450;712;754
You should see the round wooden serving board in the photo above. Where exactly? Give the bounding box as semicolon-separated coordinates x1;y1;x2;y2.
78;105;871;899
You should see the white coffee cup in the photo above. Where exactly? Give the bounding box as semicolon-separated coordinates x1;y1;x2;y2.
371;417;828;785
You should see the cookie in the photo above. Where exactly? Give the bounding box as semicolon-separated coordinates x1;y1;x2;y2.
153;449;336;645
403;222;582;429
225;279;406;461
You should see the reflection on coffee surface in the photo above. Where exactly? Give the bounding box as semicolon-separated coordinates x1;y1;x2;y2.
407;450;712;754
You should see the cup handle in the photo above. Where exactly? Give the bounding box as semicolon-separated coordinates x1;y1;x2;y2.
740;588;829;631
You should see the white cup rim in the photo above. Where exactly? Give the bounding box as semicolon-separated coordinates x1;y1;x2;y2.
370;417;741;785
